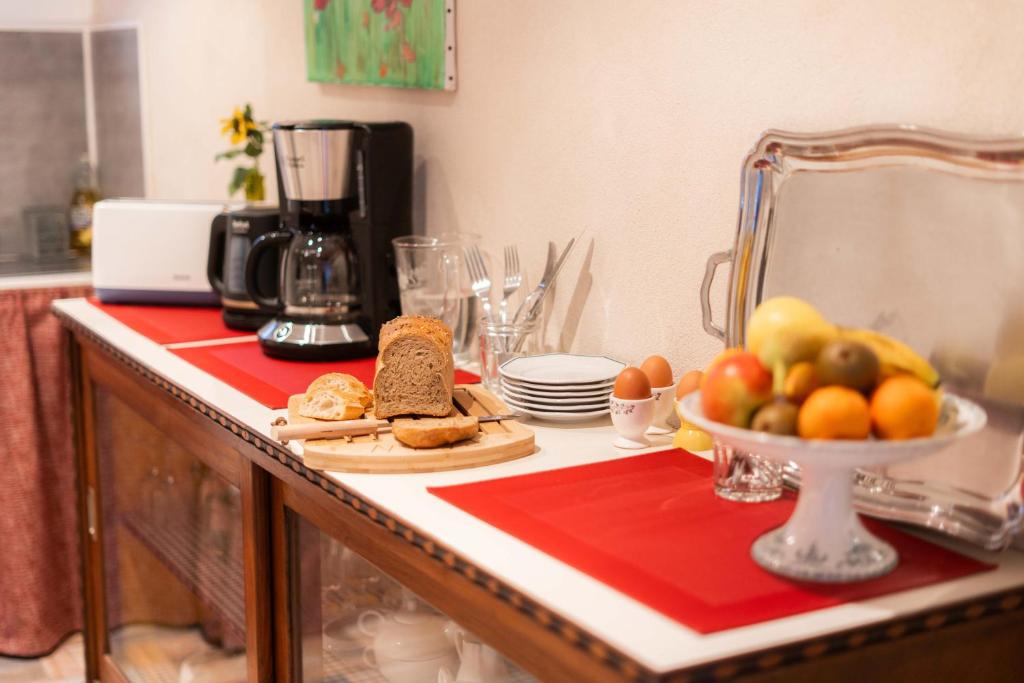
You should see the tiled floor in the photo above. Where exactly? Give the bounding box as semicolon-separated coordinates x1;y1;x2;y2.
0;626;243;683
0;633;84;682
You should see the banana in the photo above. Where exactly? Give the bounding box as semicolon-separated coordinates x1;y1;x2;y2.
837;327;940;388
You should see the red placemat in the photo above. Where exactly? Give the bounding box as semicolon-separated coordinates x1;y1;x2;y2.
88;297;251;345
429;450;994;633
171;341;480;408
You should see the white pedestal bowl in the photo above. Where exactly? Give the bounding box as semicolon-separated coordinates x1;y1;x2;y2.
680;391;986;583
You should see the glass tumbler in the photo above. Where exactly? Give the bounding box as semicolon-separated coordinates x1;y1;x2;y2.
479;320;540;396
713;440;783;502
392;234;480;364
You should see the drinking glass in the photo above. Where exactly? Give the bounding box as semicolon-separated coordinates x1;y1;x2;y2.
479;320;540;395
392;234;480;364
713;440;783;502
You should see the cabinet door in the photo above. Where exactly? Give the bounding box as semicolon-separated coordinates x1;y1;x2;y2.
90;382;251;682
279;503;538;683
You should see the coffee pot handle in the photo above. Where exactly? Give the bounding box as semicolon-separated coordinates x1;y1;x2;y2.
245;231;291;312
207;213;227;295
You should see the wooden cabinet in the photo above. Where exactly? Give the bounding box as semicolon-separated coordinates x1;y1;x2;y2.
66;324;1024;683
72;338;271;682
69;332;595;683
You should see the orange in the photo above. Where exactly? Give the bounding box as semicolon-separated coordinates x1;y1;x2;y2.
870;375;939;440
797;386;871;440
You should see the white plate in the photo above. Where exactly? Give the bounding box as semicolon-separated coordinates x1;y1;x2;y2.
499;354;625;385
499;376;616;393
503;393;608;413
501;390;609;410
504;392;610;414
500;381;613;402
505;401;610;423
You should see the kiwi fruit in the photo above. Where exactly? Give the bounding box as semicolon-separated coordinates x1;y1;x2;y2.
751;401;799;435
815;339;880;393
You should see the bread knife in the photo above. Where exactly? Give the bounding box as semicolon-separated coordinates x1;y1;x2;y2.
271;414;518;443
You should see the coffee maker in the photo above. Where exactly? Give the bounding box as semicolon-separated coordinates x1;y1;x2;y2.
245;120;412;360
207;206;279;330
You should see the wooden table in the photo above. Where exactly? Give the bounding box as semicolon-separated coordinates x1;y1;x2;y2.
55;298;1024;683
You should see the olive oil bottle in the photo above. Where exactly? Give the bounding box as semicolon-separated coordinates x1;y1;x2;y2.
69;155;100;256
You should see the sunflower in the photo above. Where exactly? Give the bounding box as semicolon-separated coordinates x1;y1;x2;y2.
219;106;255;145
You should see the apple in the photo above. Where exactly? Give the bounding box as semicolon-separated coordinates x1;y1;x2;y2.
701;352;773;427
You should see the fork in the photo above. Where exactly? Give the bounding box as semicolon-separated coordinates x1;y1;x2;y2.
464;244;494;322
499;245;523;322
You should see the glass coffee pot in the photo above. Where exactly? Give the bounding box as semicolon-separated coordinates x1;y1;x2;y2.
245;219;371;359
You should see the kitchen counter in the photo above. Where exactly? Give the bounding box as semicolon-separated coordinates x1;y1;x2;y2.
54;297;1024;682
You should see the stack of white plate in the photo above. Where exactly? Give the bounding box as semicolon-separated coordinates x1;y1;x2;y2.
498;354;626;422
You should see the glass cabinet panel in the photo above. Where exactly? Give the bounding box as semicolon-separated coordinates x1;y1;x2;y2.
95;387;249;682
291;514;537;683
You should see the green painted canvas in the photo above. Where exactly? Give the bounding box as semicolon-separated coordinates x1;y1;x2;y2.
305;0;453;90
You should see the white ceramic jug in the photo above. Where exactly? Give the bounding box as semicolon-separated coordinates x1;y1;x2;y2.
443;625;509;683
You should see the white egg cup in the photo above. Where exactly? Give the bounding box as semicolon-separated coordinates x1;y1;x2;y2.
646;385;676;435
610;395;656;449
680;391;986;582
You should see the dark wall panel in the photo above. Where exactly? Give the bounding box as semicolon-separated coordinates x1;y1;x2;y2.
0;32;88;257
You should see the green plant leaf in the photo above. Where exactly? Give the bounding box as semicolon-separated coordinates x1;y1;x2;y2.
228;166;249;195
244;141;262;157
243;103;253;121
250;129;264;144
215;149;244;161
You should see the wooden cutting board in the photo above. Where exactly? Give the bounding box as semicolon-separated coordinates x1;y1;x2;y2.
286;384;535;473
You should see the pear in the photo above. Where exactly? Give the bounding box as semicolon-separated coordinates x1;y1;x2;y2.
746;296;837;394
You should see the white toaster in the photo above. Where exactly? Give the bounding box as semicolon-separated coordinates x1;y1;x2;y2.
92;199;244;305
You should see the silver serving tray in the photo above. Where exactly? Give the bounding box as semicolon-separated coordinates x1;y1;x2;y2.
701;125;1024;550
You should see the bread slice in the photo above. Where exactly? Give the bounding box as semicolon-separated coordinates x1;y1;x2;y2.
391;416;479;448
298;373;372;421
373;316;455;419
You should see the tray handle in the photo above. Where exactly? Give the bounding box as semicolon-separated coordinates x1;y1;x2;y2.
700;249;732;341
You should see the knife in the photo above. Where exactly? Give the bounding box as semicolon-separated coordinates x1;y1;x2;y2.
271;414;517;443
513;237;577;325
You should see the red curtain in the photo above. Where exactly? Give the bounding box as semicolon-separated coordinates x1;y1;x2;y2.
0;286;91;656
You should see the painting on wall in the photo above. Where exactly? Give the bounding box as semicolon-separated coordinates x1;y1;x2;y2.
305;0;456;91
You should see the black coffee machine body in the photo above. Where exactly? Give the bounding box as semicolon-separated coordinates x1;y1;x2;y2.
245;120;411;360
207;207;279;330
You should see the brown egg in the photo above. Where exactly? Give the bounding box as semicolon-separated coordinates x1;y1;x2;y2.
613;367;652;400
640;355;673;389
675;370;704;399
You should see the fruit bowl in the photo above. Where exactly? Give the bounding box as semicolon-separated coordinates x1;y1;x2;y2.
679;392;987;582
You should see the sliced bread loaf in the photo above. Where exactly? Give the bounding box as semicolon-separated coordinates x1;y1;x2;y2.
373;316;455;418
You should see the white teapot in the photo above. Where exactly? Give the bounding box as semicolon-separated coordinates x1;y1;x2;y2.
359;598;459;683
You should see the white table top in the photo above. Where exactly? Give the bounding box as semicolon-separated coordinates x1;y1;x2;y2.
53;297;1024;675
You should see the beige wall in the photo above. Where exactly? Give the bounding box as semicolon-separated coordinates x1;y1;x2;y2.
92;0;1024;372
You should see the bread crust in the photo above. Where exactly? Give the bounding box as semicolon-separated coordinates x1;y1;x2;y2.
391;416;479;448
308;373;373;407
378;315;453;355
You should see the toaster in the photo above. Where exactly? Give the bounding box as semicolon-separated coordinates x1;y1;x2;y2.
93;199;244;305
